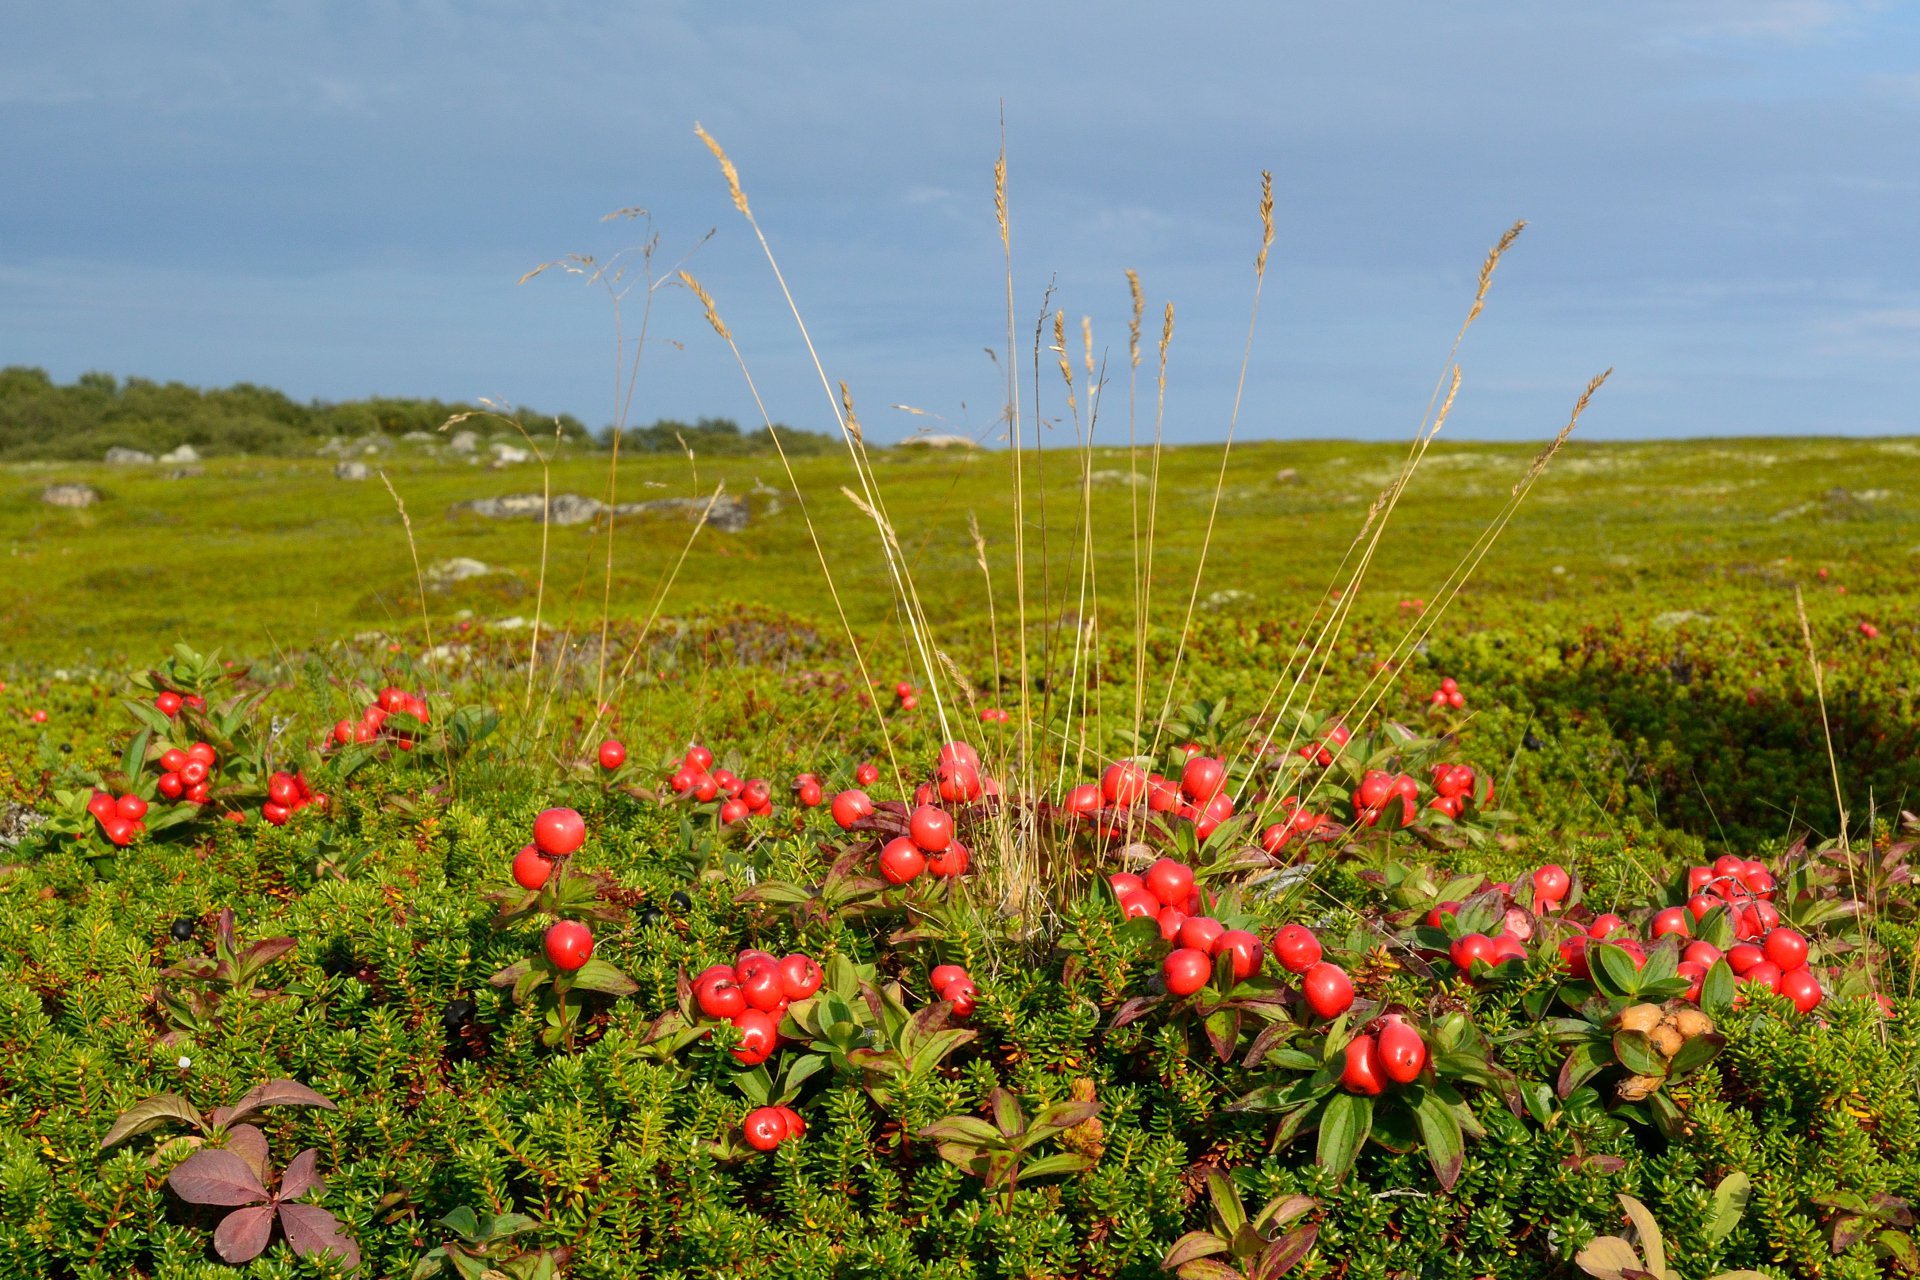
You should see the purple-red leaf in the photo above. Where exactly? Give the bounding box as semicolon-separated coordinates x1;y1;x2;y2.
279;1148;324;1201
279;1202;361;1271
213;1205;275;1263
168;1148;269;1206
221;1124;272;1185
220;1078;335;1128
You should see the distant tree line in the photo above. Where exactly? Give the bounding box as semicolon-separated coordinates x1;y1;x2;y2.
0;367;835;460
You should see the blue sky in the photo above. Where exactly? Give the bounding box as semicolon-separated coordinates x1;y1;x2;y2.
4;1;1919;443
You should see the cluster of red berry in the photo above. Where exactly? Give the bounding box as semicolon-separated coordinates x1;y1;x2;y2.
977;706;1011;723
261;770;323;826
1065;750;1238;840
879;803;969;883
893;680;919;712
330;686;431;750
86;790;148;846
1426;763;1486;820
1427;676;1465;710
155;741;220;806
511;806;586;892
667;746;776;825
693;950;824;1066
1351;769;1420;826
1296;723;1351;767
929;962;977;1016
1339;1014;1428;1095
153;691;207;717
741;1104;807;1152
911;740;1000;807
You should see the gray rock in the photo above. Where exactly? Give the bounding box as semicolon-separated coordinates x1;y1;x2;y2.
158;444;200;464
165;467;205;479
400;431;436;443
449;430;479;454
490;443;530;464
0;803;45;849
427;557;492;583
104;446;154;464
457;492;751;532
902;433;976;449
335;461;370;481
42;483;99;508
1274;468;1300;484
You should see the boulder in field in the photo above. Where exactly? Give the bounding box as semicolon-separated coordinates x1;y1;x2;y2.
335;461;370;481
42;483;99;508
104;447;153;464
158;444;200;464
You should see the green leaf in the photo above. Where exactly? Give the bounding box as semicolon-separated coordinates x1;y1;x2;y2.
1315;1093;1371;1182
100;1094;207;1149
1017;1152;1093;1181
1412;1091;1466;1190
1257;1223;1319;1279
1708;1171;1750;1245
1667;1031;1723;1076
1162;1231;1231;1270
566;957;638;996
1611;1030;1666;1078
1701;958;1736;1015
1589;944;1641;1000
120;727;151;783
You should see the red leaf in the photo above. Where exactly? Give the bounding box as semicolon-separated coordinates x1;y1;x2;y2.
279;1149;324;1201
168;1149;269;1206
279;1203;361;1270
213;1205;275;1263
221;1124;272;1186
220;1078;335;1128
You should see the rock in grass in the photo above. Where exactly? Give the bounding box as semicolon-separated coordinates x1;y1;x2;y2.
427;558;492;584
42;483;99;507
104;446;154;464
455;493;750;532
335;461;370;481
159;444;200;464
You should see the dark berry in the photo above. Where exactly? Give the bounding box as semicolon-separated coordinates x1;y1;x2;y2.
169;917;196;942
440;998;477;1033
1523;731;1544;751
641;906;664;929
669;890;693;913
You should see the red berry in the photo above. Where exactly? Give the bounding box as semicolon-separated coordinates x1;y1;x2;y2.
180;760;209;786
1217;930;1264;982
855;762;880;786
1301;962;1354;1018
742;1106;790;1151
155;692;183;716
262;803;291;826
1726;943;1765;975
796;779;824;807
157;772;184;800
729;1009;778;1065
268;773;299;807
160;748;189;773
1102;762;1148;806
1377;1016;1427;1084
944;979;978;1015
1450;933;1497;973
684;744;715;771
930;964;967;993
1741;960;1783;991
1777;966;1821;1014
1142;858;1195;908
830;789;875;829
777;955;823;1001
88;791;117;822
544;921;594;971
1340;1033;1385;1095
1651;907;1691;939
1180;756;1226;803
533;808;587;857
938;740;981;773
1676;960;1708;1003
512;844;553;890
926;841;970;878
1116;888;1160;920
1163;947;1211;996
1269;924;1322;975
879;837;926;885
1687;894;1720;923
1178;915;1227;954
1587;913;1627;940
599;739;626;770
696;973;748;1019
1063;783;1101;815
1108;872;1145;897
1532;864;1571;903
719;797;750;824
738;964;787;1012
908;805;954;852
101;815;135;847
1682;940;1723;968
1764;928;1809;971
